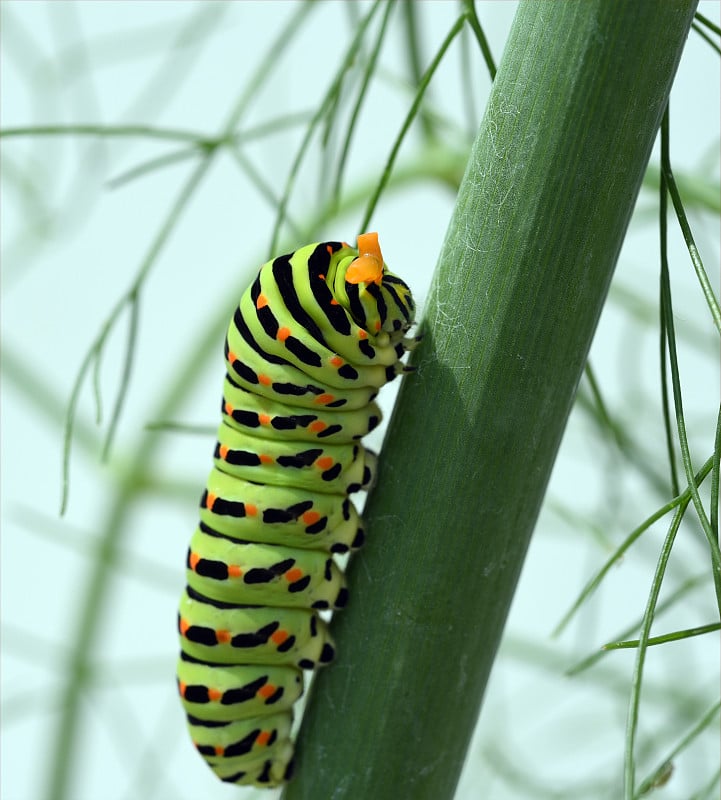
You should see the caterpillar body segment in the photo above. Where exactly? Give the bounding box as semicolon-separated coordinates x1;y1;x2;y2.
199;468;365;553
222;375;383;444
178;588;335;668
213;422;375;495
177;658;303;721
186;526;348;610
177;232;415;787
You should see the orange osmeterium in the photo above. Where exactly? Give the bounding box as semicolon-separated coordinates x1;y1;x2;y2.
345;231;384;285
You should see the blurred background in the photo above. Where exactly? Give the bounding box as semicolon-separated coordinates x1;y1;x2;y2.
2;2;719;799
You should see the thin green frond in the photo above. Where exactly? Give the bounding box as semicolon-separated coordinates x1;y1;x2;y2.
0;123;207;141
269;0;384;251
635;700;720;798
360;12;466;231
554;455;714;636
664;163;721;334
332;0;396;202
462;0;497;78
604;621;721;649
566;573;710;675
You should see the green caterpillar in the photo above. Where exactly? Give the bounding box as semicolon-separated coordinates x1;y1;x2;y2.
177;232;416;787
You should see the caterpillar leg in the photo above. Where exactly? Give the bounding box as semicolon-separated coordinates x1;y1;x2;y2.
402;331;423;351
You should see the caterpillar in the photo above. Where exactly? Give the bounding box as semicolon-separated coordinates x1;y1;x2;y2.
176;232;416;787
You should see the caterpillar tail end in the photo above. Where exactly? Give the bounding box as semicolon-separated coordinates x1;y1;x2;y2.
213;740;296;787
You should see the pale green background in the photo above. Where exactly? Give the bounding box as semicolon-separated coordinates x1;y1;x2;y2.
2;3;719;799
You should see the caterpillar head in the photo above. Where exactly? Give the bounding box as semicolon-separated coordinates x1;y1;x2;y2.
331;232;415;339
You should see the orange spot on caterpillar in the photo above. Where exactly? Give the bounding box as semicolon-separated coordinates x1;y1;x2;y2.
260;454;274;464
309;421;326;433
358;329;368;339
257;683;277;700
329;356;343;367
208;688;222;701
326;245;333;256
256;294;269;309
318;273;325;280
228;350;237;363
206;492;217;510
315;393;335;405
256;730;272;747
330;298;339;305
258;374;272;386
228;565;243;578
374;320;381;332
277;327;291;341
216;629;231;644
189;551;200;571
214;745;225;756
316;456;334;470
218;445;229;460
285;568;304;583
179;618;190;636
259;413;272;425
224;401;234;415
302;510;321;525
178;681;187;697
271;629;289;645
245;503;258;516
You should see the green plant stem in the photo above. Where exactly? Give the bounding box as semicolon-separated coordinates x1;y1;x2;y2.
284;2;699;798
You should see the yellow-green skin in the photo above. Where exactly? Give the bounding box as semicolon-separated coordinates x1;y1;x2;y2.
177;236;415;787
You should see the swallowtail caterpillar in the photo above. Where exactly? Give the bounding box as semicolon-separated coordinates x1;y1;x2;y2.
177;232;416;786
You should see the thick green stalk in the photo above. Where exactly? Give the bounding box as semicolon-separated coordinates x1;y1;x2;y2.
284;2;698;799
